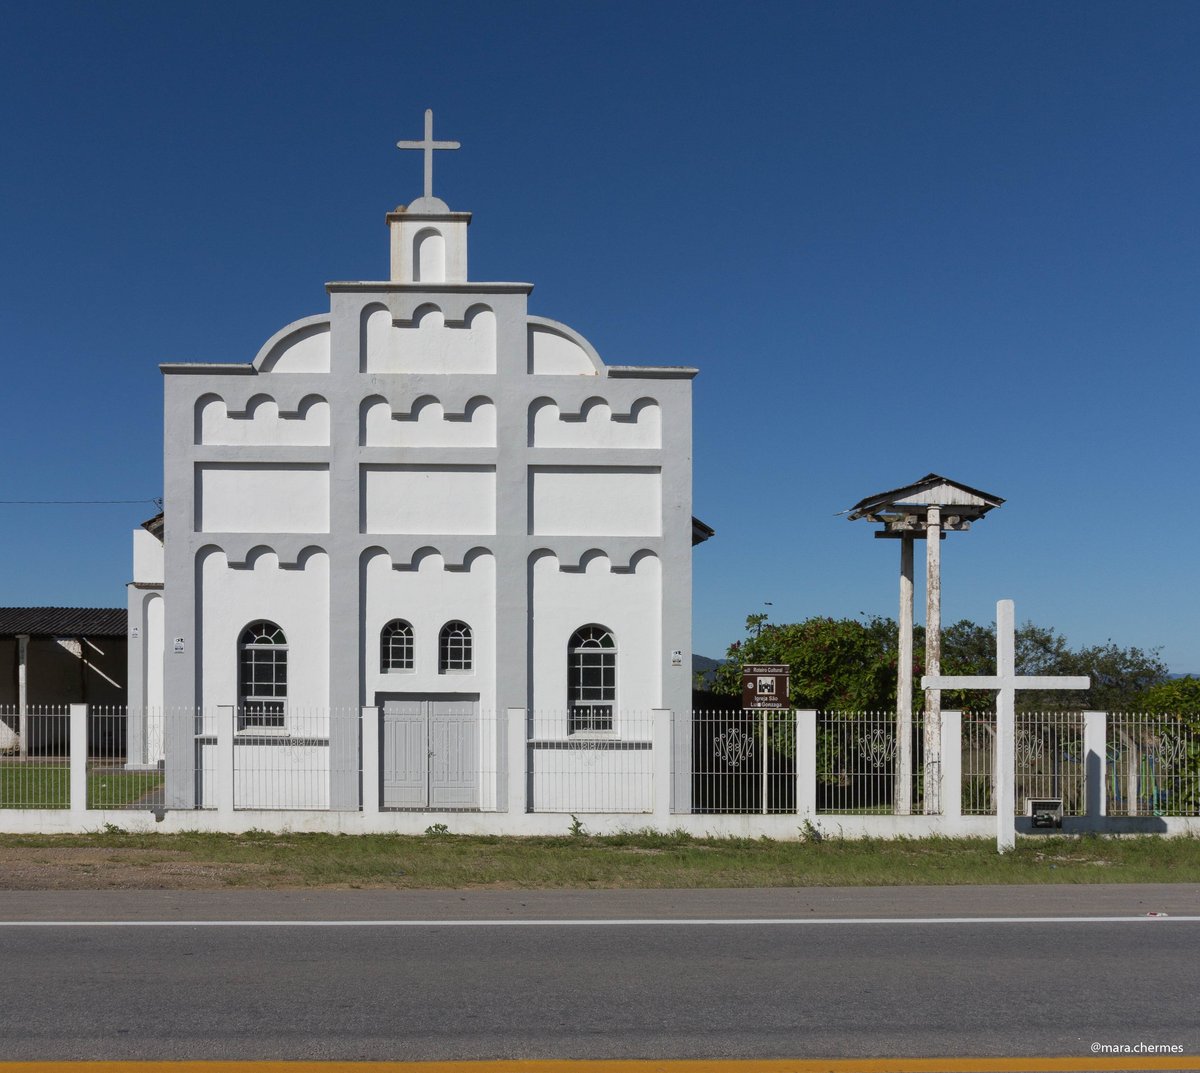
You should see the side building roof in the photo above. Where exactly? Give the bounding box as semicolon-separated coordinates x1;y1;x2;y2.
0;608;128;638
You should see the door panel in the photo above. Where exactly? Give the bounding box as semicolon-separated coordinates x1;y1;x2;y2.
430;700;479;809
381;700;428;808
379;694;479;810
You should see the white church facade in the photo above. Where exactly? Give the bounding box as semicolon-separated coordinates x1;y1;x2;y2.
126;115;702;814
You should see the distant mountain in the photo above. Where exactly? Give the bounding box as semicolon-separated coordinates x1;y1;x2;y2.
1169;672;1197;680
692;653;724;687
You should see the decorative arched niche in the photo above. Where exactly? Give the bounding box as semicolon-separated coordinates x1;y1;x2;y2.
413;228;446;283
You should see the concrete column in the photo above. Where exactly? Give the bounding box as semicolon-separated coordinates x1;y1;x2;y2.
216;704;235;816
652;708;672;822
361;706;380;817
924;506;942;815
796;710;818;818
1083;711;1106;818
995;603;1016;853
506;707;527;815
125;587;146;768
896;537;913;815
69;704;88;821
16;634;29;758
940;710;962;820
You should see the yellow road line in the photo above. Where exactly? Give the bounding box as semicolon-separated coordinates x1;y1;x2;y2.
2;1060;1199;1073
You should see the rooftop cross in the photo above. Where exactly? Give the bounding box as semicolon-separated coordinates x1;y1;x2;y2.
922;599;1089;852
396;108;460;200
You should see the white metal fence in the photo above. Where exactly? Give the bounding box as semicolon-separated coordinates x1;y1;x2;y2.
528;711;654;813
2;705;1197;824
962;711;1089;816
691;709;794;814
1107;712;1200;817
0;706;71;809
818;710;927;815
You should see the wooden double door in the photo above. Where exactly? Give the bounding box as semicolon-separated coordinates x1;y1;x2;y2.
379;693;479;810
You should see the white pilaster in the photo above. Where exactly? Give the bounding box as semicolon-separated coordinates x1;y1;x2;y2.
1084;710;1107;818
69;704;88;821
796;710;818;818
940;710;962;820
361;707;380;816
506;707;526;815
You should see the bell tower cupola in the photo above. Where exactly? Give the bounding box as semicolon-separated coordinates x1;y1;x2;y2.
387;108;471;283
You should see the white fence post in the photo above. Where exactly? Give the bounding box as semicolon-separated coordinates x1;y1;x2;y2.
652;709;672;821
69;704;88;822
1084;711;1106;818
796;710;817;818
216;705;235;816
361;706;380;817
507;707;526;815
941;711;962;820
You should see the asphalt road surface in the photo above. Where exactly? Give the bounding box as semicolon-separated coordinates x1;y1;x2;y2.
0;885;1196;1062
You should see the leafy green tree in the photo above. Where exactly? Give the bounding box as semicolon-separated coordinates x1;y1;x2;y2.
1135;677;1200;717
709;613;1169;713
710;614;896;711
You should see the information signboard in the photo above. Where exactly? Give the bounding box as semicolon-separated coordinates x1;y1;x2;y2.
741;663;790;710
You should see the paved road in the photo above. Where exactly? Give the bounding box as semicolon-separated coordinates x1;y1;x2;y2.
0;886;1196;1061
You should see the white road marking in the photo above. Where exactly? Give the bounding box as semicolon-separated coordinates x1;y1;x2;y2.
0;915;1196;927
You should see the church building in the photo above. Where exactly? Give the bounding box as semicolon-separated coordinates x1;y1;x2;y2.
127;113;702;812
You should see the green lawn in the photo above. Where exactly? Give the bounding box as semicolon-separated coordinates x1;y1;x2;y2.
0;827;1196;888
0;763;163;809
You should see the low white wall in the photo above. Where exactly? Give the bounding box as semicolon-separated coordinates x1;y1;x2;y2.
6;809;1200;840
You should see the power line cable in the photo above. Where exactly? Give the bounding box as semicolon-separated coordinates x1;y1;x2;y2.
0;498;160;505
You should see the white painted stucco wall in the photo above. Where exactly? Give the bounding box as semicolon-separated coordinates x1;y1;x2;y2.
197;547;330;716
529;551;662;721
362;549;495;706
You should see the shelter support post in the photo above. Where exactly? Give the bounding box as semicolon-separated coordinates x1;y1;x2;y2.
924;506;942;814
896;536;913;816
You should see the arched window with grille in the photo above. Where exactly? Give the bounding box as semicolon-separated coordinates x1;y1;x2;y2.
568;624;615;733
380;619;414;672
238;620;287;729
438;620;472;673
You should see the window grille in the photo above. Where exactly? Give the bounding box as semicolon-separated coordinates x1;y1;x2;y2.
439;620;472;672
381;619;414;671
568;624;615;733
238;620;287;729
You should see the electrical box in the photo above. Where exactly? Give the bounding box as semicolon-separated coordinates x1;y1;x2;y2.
1027;797;1063;829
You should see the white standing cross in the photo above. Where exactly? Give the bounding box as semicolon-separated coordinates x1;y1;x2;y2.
396;108;461;200
921;599;1089;852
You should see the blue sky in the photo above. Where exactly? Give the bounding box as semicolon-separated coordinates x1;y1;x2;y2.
2;1;1197;670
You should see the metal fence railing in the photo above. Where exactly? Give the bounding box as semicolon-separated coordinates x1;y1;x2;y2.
3;705;1197;822
0;706;71;809
1107;712;1199;817
528;711;654;813
818;711;928;815
963;711;1089;816
692;709;794;814
1015;711;1086;815
961;712;995;815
